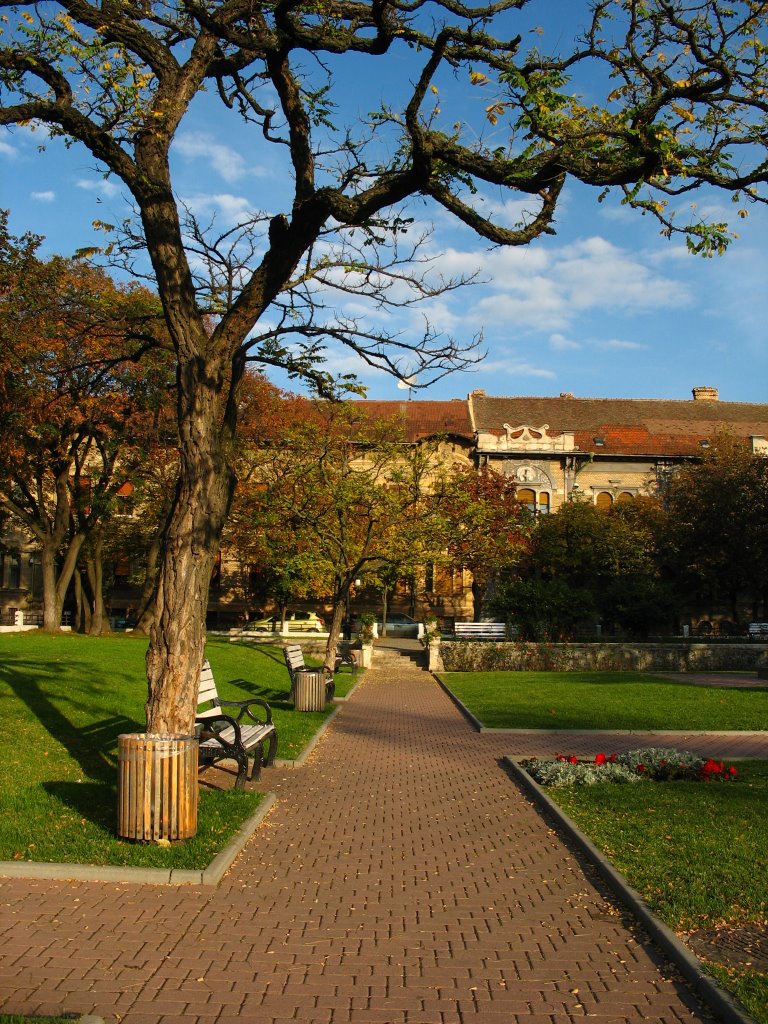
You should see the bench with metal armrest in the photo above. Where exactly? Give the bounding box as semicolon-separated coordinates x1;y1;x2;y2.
196;660;277;789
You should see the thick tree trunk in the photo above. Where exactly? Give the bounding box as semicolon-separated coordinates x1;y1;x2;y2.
324;600;345;675
40;534;85;631
144;369;235;735
85;537;109;635
73;571;89;633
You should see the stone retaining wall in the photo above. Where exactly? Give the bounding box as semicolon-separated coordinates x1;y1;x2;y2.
437;641;768;674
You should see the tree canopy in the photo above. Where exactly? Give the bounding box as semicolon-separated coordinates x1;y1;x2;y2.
2;0;766;729
229;393;444;670
660;436;768;623
0;214;170;632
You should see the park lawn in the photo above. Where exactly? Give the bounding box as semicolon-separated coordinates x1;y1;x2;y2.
0;631;334;868
441;671;768;731
548;761;768;1024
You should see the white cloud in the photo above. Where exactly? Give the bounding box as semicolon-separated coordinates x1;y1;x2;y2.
594;337;648;351
549;333;581;351
31;191;55;203
77;177;121;198
0;140;17;159
486;359;557;379
182;192;257;225
174;133;258;184
428;233;691;337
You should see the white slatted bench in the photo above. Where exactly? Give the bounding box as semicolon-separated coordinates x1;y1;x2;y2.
196;660;277;789
283;644;335;701
748;623;768;638
454;622;507;640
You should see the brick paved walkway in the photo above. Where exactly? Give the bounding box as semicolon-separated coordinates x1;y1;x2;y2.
2;651;763;1023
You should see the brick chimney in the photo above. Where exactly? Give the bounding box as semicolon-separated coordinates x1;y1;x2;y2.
692;386;719;401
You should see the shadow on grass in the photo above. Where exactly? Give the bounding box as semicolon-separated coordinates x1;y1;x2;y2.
0;657;142;783
43;780;116;831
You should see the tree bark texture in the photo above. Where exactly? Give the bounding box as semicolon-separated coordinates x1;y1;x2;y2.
324;600;346;675
144;360;236;735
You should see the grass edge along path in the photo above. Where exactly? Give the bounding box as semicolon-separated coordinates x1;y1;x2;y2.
441;670;768;731
509;757;768;1024
0;632;337;869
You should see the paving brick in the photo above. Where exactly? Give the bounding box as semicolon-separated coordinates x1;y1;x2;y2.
0;651;736;1023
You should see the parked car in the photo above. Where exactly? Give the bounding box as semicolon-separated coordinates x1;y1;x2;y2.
376;613;420;638
243;610;325;633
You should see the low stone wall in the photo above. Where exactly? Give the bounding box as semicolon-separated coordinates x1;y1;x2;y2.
437;641;768;674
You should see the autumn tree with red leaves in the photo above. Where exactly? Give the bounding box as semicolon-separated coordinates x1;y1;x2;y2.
0;216;170;631
439;466;531;621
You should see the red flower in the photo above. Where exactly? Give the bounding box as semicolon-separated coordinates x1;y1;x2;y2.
568;755;579;764
594;753;607;765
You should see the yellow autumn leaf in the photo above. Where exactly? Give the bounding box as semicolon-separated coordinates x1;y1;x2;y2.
671;103;695;123
470;71;489;86
430;85;439;95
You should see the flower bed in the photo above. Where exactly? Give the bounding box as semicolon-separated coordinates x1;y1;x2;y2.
521;747;738;787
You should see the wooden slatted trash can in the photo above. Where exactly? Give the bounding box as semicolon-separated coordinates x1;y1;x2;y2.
117;733;198;842
293;670;326;712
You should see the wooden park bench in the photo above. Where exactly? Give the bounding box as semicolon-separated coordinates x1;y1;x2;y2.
283;644;335;702
195;660;278;789
454;622;507;641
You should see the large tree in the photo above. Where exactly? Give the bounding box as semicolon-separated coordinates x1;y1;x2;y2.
229;398;442;671
2;1;767;731
495;496;674;638
660;437;768;623
0;217;168;631
439;465;531;620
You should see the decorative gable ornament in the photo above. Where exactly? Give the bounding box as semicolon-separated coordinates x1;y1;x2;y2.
476;423;575;454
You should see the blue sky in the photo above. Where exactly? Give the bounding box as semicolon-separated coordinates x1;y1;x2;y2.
1;3;766;406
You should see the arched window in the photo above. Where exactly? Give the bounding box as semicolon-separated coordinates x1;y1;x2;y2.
517;487;537;513
616;491;634;503
595;491;613;511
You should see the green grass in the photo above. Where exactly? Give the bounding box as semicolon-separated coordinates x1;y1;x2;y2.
0;632;334;867
442;671;768;730
547;761;768;1024
328;663;361;698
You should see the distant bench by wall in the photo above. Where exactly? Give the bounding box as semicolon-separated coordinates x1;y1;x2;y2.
454;622;507;641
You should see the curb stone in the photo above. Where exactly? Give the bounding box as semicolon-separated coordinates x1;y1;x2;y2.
0;792;277;888
504;756;758;1024
274;704;341;768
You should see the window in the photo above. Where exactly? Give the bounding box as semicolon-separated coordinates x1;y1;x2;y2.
424;562;435;593
1;552;21;590
537;492;550;514
517;487;537;513
595;491;614;511
28;555;42;598
616;491;634;503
